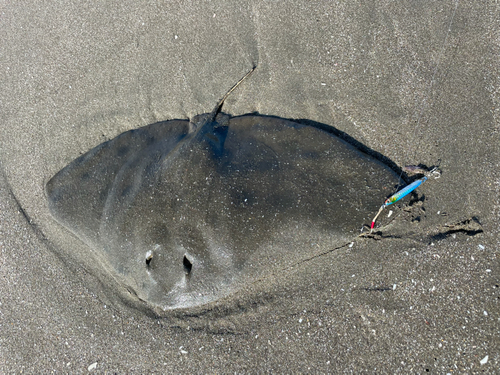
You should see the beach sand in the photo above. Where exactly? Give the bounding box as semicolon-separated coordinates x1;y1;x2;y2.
1;1;498;372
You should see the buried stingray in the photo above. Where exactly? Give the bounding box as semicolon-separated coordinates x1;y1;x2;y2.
46;67;400;311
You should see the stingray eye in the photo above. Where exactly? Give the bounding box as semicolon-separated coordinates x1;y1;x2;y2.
145;250;153;266
183;255;193;274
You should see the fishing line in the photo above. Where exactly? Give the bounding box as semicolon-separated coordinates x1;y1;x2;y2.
406;0;459;168
371;0;459;232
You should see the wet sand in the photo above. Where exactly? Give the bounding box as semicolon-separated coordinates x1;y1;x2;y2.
1;1;498;372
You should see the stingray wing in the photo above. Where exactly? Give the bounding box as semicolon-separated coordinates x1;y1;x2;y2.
46;120;190;247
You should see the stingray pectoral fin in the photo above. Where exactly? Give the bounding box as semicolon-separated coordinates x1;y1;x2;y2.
46;119;190;244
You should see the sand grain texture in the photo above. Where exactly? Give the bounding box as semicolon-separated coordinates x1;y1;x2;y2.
1;1;498;372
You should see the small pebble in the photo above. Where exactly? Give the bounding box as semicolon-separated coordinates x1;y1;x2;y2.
88;362;97;371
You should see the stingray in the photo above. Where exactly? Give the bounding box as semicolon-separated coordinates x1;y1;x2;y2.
46;68;399;311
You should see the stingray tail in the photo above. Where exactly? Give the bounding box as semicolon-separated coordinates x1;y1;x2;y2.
210;65;257;119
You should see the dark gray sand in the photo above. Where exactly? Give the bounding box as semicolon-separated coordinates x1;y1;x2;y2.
1;1;498;372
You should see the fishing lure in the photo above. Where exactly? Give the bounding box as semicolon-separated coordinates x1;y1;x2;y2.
370;176;428;232
403;165;441;179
